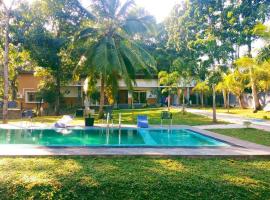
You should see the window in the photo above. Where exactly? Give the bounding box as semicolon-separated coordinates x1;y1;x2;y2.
133;91;146;103
25;91;39;103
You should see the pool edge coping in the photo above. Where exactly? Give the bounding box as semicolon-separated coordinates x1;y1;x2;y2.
1;124;270;156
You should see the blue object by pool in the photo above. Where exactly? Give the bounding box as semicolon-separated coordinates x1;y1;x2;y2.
0;128;229;147
137;115;148;128
8;101;17;108
0;101;17;108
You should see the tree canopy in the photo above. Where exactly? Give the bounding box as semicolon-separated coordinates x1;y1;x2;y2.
75;0;157;115
1;0;270;121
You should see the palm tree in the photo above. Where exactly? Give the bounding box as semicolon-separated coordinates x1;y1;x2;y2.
158;71;180;110
216;79;229;109
77;0;156;116
235;57;261;111
192;82;210;107
225;70;247;109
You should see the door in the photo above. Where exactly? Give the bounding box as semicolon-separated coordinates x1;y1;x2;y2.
118;90;128;104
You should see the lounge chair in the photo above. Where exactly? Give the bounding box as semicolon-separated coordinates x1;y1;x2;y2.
137;115;148;128
54;115;74;128
22;110;35;119
161;111;173;126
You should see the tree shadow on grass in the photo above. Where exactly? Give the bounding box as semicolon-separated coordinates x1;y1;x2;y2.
0;157;270;200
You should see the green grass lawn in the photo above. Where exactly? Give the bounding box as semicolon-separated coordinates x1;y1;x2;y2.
11;108;219;126
0;157;269;200
199;107;270;120
211;128;270;146
111;108;219;125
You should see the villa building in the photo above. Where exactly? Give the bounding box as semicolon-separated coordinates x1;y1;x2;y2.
17;71;44;110
16;71;196;111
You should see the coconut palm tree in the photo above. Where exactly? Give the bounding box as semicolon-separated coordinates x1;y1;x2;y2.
235;57;261;111
227;70;248;109
192;82;210;107
216;79;230;109
158;71;180;110
77;0;156;116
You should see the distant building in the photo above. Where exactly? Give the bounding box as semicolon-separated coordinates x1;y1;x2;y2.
16;71;196;110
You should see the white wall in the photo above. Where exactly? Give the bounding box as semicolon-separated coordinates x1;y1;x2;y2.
96;79;159;88
95;78;196;88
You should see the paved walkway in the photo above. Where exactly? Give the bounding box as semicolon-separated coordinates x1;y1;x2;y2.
187;108;270;132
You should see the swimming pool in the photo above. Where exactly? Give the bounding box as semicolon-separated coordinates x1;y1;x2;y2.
0;128;230;147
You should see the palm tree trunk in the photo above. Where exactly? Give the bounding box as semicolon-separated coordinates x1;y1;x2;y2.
251;82;260;111
55;71;61;116
212;85;217;123
167;94;171;111
2;10;10;124
182;89;185;113
227;92;230;113
11;79;17;101
222;90;228;109
238;94;245;109
249;67;261;111
247;38;261;111
99;74;105;117
200;92;204;107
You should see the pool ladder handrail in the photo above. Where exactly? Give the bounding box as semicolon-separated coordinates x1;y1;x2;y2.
119;113;121;128
105;112;115;128
106;113;110;127
105;113;121;128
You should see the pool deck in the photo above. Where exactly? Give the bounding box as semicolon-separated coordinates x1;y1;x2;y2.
1;124;270;157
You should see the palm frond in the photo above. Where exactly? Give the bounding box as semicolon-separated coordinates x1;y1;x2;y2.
76;27;99;41
117;0;135;17
127;39;157;70
92;37;110;75
107;0;120;17
109;37;134;89
119;39;156;77
107;37;122;70
123;15;156;34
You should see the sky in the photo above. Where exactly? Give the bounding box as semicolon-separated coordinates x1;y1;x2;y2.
128;0;179;22
23;0;178;22
79;0;179;22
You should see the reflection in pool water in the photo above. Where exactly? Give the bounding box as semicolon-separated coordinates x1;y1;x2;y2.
0;128;229;147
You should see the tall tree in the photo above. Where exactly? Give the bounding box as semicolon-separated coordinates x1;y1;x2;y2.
0;0;19;123
167;0;234;122
76;0;156;116
189;0;231;122
237;0;270;111
17;0;90;115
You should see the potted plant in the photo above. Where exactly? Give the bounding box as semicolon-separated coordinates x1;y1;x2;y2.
85;114;94;127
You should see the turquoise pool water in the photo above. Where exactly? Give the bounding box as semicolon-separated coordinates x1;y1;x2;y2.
0;128;229;147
